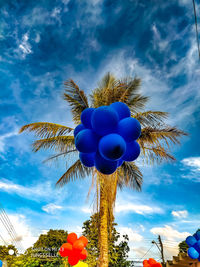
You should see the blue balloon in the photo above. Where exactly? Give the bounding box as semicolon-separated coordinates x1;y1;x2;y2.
110;102;131;120
194;240;200;253
99;134;126;161
117;158;124;167
188;247;199;259
91;106;119;136
122;141;140;161
81;108;95;129
194;231;200;241
118;117;141;142
80;152;95;167
75;129;99;153
186;236;197;247
94;153;117;175
74;124;86;137
0;260;2;267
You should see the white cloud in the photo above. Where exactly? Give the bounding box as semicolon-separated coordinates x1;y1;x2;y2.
117;227;143;242
0;129;19;152
42;203;63;214
0;213;37;252
150;225;189;241
0;178;67;203
115;202;163;215
81;207;92;214
172;210;188;219
182;157;200;172
19;33;32;56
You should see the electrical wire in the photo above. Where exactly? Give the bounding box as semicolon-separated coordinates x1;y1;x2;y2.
139;244;154;261
0;205;24;252
192;0;200;59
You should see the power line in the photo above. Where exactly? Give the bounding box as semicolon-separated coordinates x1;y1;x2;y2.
139;244;154;261
0;204;24;252
192;0;200;59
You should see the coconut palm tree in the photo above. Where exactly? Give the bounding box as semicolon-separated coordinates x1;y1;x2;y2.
20;73;186;267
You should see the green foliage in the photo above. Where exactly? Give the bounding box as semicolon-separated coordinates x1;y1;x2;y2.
0;244;17;266
178;229;200;254
82;213;131;267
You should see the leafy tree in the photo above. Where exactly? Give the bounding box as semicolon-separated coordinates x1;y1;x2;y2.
178;229;200;254
20;73;187;267
82;213;133;266
0;244;17;266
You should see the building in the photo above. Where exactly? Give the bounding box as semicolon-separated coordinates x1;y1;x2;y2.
166;253;200;267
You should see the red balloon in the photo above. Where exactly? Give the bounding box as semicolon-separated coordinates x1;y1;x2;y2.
80;248;88;260
73;240;85;253
149;258;157;265
78;236;88;247
67;233;78;245
152;264;162;267
59;243;73;257
68;256;80;266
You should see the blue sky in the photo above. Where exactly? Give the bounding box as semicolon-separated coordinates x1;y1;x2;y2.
0;0;200;261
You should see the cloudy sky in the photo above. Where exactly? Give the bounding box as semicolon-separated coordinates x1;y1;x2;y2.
0;0;200;262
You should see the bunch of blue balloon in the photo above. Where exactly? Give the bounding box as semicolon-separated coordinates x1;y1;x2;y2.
0;259;2;267
74;102;141;175
186;231;200;260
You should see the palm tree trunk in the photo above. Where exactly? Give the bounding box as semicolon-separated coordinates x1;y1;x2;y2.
99;178;109;267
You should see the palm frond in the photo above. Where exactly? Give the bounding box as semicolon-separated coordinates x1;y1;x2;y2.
56;159;92;187
128;94;149;113
90;73;119;107
118;162;143;191
33;136;75;152
42;149;77;163
141;145;175;164
118;77;142;103
63;79;89;124
19;122;73;138
134;111;168;127
139;126;188;148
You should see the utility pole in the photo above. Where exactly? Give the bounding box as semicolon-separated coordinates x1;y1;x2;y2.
152;235;165;267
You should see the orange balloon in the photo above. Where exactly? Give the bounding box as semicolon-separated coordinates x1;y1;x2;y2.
59;243;72;257
152;263;162;267
80;249;88;260
73;240;85;253
67;233;78;245
78;236;88;247
149;258;157;265
143;260;149;265
68;256;80;266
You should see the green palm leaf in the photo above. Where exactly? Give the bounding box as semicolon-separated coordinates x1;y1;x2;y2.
63;79;89;124
33;136;75;152
118;162;143;191
56;159;92;186
19;122;73;138
134;111;168;127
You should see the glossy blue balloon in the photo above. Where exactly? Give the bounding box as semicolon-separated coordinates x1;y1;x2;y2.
188;247;199;259
81;108;95;129
194;231;200;241
94;153;117;175
74;124;86;137
118;117;141;142
117;158;124;167
80;152;95;167
75;129;99;153
186;236;197;247
123;141;140;161
0;260;2;267
110;102;131;120
194;240;200;252
91;106;119;136
99;134;126;161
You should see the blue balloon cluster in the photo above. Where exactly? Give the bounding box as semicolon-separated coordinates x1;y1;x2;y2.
186;231;200;261
74;102;141;175
0;259;2;267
